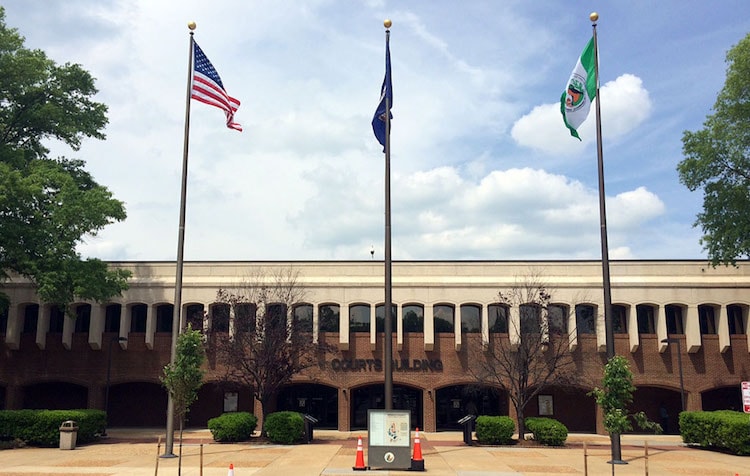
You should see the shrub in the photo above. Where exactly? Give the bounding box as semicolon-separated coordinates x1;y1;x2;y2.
208;412;257;442
680;410;750;455
475;415;515;445
0;409;104;446
525;417;568;446
264;411;304;444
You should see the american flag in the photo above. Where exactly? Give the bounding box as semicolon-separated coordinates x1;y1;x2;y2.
191;41;242;131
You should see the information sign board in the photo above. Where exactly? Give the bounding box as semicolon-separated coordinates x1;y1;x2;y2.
367;409;412;469
742;381;750;413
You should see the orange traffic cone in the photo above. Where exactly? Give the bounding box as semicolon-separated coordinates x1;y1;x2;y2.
411;427;425;471
352;435;368;471
227;463;234;476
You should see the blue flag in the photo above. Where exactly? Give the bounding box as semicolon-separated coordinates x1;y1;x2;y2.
372;34;392;151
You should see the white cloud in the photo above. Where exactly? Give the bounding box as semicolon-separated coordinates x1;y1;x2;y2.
510;74;653;155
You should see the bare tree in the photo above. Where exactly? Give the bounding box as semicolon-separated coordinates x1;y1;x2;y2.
205;267;334;433
469;274;578;440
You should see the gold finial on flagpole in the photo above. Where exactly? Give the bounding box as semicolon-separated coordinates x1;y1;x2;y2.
188;21;197;30
589;12;598;23
384;19;392;29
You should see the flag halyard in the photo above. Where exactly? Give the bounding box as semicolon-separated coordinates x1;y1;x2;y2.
372;34;392;150
192;42;242;131
561;37;596;140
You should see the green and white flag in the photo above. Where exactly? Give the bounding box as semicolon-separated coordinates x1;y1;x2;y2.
561;37;597;140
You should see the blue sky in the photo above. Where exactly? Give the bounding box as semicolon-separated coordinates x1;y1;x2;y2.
3;0;749;261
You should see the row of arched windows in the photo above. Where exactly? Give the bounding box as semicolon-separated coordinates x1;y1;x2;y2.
4;300;745;338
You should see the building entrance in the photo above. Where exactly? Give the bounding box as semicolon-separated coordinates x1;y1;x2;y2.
277;383;338;429
435;385;504;430
351;384;422;430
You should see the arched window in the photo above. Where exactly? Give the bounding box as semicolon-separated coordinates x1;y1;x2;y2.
434;304;454;333
402;304;424;333
154;304;172;333
575;304;596;335
460;304;481;333
104;304;121;333
235;303;256;333
520;304;541;335
488;304;508;333
293;304;313;333
375;304;396;332
665;304;685;335
186;304;204;333
727;304;746;335
548;304;568;335
349;304;370;333
612;304;628;334
636;304;655;334
319;304;340;333
22;304;39;334
211;303;230;333
74;304;91;333
698;304;717;335
49;305;64;334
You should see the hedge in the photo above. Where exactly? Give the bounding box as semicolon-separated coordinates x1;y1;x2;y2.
525;417;568;446
680;410;750;456
0;409;104;446
475;415;515;445
208;412;258;442
264;411;304;444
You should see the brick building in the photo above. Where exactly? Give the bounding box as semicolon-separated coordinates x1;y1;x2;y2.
1;260;748;434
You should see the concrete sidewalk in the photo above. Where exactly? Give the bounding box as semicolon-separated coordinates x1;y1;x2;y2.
1;429;747;475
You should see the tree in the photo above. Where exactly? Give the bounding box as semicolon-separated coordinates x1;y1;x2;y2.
205;267;335;434
677;33;750;265
161;325;205;472
469;275;577;439
590;355;661;436
0;6;129;311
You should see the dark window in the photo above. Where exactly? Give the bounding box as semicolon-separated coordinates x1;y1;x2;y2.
49;305;65;334
266;303;287;332
74;304;91;333
665;305;685;335
22;304;39;334
488;304;508;333
155;304;172;333
636;304;655;334
235;303;256;333
131;304;148;332
186;304;204;333
520;304;541;335
728;304;745;335
211;304;230;333
293;304;313;333
434;304;454;333
698;305;717;335
403;304;424;333
0;306;8;334
105;304;121;333
548;304;567;335
460;305;481;333
349;304;370;333
375;304;396;332
575;304;596;335
612;305;627;334
319;304;340;333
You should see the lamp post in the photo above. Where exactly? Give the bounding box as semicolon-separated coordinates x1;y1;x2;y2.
661;337;686;412
104;336;127;437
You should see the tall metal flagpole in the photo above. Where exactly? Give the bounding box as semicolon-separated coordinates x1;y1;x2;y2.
383;19;393;411
163;21;196;458
590;12;624;466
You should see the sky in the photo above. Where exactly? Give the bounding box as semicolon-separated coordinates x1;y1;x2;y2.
3;0;749;262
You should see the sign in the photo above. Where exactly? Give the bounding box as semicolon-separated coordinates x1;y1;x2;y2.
367;409;412;470
742;381;750;413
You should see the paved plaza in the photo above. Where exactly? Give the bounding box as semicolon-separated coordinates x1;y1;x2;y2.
1;429;747;475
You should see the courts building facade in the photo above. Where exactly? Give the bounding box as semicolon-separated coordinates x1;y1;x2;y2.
1;260;748;434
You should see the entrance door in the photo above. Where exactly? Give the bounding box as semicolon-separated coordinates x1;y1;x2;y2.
351;384;422;430
277;384;338;429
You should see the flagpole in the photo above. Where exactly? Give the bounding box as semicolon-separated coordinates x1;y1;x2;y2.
163;21;196;458
382;20;393;412
590;12;624;466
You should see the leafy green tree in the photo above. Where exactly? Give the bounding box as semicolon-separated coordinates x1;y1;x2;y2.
678;33;750;265
0;6;129;310
162;325;205;470
590;355;662;435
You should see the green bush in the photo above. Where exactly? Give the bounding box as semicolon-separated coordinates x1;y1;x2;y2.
208;412;258;442
525;417;568;446
680;410;750;455
475;415;515;445
264;411;304;445
0;409;104;446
